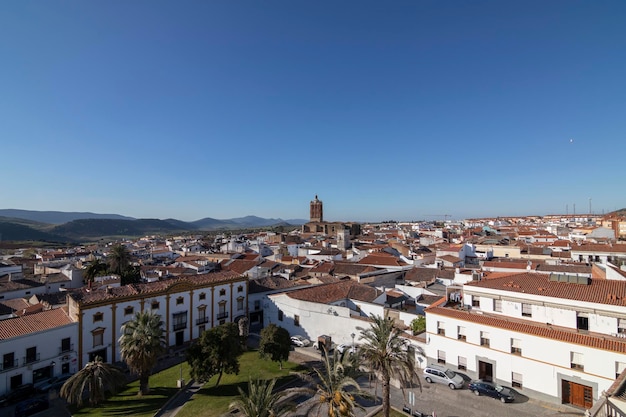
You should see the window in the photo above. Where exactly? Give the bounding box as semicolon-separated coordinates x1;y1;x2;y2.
151;301;160;310
237;296;244;311
457;326;466;341
176;297;184;305
577;313;589;331
617;318;626;334
237;285;243;293
571;352;584;371
512;372;523;388
511;338;522;355
92;328;104;348
217;301;228;320
437;350;446;365
480;331;490;347
219;289;226;296
494;299;502;313
522;303;532;317
617;362;626;379
61;337;71;353
437;321;445;336
294;315;300;327
172;311;187;331
25;347;38;364
458;356;467;371
254;300;260;311
278;310;283;321
196;306;208;325
198;325;206;333
3;352;16;370
124;306;134;315
472;296;480;308
93;312;104;322
199;292;206;300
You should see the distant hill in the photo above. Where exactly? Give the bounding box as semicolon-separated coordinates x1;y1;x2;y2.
0;209;306;242
0;209;134;224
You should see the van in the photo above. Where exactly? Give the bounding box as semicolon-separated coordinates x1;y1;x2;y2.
423;364;464;389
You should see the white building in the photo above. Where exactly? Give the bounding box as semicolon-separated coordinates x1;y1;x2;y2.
425;272;626;410
67;270;247;368
0;308;78;395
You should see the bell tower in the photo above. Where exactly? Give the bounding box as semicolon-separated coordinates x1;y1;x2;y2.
310;195;323;223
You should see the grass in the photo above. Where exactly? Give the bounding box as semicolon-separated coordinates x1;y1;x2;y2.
69;350;305;417
176;351;304;417
70;361;193;417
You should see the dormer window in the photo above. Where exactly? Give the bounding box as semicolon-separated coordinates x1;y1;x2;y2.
219;289;226;296
124;306;134;315
199;292;206;300
176;297;184;305
151;301;160;310
93;312;104;322
237;285;243;293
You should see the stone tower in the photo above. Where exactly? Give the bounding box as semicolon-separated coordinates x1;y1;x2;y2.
310;195;323;223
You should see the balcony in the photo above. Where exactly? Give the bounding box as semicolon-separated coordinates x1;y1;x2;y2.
217;312;229;320
59;343;74;354
173;322;187;331
196;316;209;325
23;353;41;365
0;359;18;372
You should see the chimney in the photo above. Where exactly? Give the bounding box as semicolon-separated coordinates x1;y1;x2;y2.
106;286;112;295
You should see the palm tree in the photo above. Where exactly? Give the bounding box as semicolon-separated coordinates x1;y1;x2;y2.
229;378;295;417
107;244;131;276
297;347;371;417
357;314;416;417
84;258;106;285
59;356;127;407
119;310;166;396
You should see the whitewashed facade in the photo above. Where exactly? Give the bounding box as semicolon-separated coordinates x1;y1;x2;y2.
67;271;247;368
425;272;626;409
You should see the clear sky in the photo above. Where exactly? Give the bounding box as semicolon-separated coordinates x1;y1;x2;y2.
1;1;625;222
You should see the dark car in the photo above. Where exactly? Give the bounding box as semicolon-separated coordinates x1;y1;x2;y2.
35;374;72;393
0;383;35;406
468;380;515;403
14;398;49;417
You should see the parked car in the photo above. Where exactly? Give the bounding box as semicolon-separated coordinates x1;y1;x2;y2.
36;374;72;393
14;398;49;417
290;335;311;347
423;364;464;389
336;343;357;355
0;383;35;406
468;380;515;403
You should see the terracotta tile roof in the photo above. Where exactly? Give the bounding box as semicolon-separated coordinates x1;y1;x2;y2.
571;243;626;254
310;262;334;274
466;272;626;306
404;268;438;283
483;261;531;270
69;270;242;306
248;277;309;294
286;280;379;304
439;255;462;264
0;308;73;340
332;262;371;277
428;306;626;353
0;278;44;293
357;253;407;267
535;264;592;275
222;259;259;275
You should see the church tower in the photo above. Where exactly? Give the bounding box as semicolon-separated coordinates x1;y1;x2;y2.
310;195;323;223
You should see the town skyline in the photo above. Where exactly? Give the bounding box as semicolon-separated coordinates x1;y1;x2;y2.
2;1;625;221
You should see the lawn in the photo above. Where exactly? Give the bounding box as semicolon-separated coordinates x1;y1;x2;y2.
176;351;304;417
70;350;305;417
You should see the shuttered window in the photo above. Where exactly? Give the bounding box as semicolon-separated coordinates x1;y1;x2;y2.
458;356;467;371
571;352;584;371
457;326;466;341
511;338;522;355
437;350;446;364
512;372;523;388
616;362;626;378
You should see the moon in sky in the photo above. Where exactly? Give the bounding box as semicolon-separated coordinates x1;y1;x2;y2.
570;139;574;143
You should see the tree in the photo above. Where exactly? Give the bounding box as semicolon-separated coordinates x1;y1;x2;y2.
258;324;291;369
229;378;295;417
59;356;127;407
296;347;371;417
357;315;416;417
107;244;131;276
187;322;243;386
238;317;250;350
119;311;166;396
84;258;107;284
410;316;426;335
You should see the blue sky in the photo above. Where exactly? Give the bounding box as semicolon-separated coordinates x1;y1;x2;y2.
1;1;625;222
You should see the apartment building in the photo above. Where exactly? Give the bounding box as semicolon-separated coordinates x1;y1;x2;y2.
426;272;626;409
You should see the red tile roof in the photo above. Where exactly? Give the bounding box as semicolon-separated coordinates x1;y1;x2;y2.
0;308;73;339
285;280;379;304
428;306;626;353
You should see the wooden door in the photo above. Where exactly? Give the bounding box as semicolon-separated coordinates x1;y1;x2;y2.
562;380;593;409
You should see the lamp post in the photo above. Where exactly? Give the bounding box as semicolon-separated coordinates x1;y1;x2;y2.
351;332;355;349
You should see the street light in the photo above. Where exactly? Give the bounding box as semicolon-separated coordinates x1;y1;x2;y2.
351;332;355;348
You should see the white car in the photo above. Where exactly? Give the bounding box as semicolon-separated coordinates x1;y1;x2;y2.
290;335;311;347
336;343;357;354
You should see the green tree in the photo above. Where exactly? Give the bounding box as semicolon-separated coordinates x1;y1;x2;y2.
258;324;291;369
107;244;131;276
119;311;166;396
410;315;426;335
296;347;371;417
187;322;243;386
357;315;416;417
59;356;127;407
84;258;107;284
229;378;295;417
